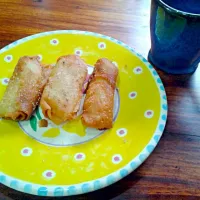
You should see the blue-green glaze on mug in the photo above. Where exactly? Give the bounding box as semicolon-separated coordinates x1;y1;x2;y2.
148;0;200;74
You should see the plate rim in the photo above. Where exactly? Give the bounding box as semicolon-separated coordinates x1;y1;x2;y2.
0;30;168;197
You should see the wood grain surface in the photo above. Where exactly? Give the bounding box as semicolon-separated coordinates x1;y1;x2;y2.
0;0;200;199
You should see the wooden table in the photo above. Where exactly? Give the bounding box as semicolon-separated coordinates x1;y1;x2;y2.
0;0;200;199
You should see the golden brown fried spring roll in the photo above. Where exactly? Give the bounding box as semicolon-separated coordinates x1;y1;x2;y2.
40;55;88;125
0;56;52;121
42;64;54;85
81;58;118;129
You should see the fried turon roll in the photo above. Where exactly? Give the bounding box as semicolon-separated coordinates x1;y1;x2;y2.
40;55;88;125
0;56;52;120
81;58;118;129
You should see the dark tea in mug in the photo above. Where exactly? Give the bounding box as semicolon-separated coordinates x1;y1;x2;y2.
148;0;200;74
162;0;200;14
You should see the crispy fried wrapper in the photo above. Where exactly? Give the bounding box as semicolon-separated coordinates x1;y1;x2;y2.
40;55;88;125
81;58;118;129
0;56;52;121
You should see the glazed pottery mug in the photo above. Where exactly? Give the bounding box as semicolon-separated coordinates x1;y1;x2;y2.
148;0;200;74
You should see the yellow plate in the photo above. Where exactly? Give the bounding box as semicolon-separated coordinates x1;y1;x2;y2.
0;30;167;196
